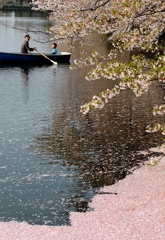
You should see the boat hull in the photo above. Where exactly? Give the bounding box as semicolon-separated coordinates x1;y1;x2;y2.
0;52;71;64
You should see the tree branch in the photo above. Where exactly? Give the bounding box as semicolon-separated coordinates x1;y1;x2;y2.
80;0;110;12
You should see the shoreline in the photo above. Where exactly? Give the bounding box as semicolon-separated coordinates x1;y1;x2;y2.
1;151;165;239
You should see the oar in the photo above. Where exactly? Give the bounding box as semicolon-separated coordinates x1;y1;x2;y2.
36;49;58;65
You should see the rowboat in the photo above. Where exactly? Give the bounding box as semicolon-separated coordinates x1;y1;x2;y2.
0;51;71;64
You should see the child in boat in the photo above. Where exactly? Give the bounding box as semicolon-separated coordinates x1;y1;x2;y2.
52;43;57;54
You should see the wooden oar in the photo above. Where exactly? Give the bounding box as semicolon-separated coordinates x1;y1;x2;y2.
36;49;58;65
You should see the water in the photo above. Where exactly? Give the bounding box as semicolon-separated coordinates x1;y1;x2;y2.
0;10;165;226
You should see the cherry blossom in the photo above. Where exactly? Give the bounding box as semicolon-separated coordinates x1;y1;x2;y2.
33;0;165;149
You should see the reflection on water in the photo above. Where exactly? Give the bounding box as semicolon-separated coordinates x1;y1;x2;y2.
32;77;165;190
0;11;165;226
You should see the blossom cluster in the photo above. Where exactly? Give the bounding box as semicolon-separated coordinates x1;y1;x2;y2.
78;51;163;114
152;105;165;115
146;156;162;166
146;124;165;134
146;104;165;151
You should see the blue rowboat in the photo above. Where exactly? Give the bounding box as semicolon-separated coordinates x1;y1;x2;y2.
0;51;71;64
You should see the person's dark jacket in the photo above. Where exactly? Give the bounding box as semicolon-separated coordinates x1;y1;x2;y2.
20;40;34;53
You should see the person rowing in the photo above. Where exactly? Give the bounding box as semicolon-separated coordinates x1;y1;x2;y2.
20;35;57;65
20;35;36;53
